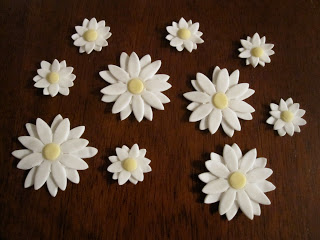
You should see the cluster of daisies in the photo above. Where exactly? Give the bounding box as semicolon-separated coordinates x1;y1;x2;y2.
12;17;306;221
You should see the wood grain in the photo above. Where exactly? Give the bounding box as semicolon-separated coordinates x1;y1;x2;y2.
0;0;319;239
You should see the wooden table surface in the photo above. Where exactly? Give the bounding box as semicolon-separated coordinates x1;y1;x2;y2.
1;0;319;239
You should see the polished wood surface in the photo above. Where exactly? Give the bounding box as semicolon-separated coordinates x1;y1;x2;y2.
1;0;319;239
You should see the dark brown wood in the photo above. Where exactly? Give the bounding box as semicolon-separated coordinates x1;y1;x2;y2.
1;0;319;239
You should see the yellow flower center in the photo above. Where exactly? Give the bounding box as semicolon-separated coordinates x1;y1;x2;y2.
122;158;137;172
228;171;247;190
281;110;294;122
42;143;61;161
251;47;264;57
127;78;144;94
212;92;229;109
177;28;191;40
46;72;60;84
83;29;98;42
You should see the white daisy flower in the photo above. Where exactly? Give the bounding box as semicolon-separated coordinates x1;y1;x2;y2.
12;114;98;197
107;144;152;185
266;98;306;136
238;33;275;67
100;52;171;122
184;66;255;137
166;17;204;52
33;59;76;97
71;17;111;54
199;144;276;220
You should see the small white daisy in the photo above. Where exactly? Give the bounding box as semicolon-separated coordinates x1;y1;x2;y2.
184;66;255;137
238;33;275;67
199;144;275;220
107;144;152;185
12;114;98;197
166;17;204;52
72;17;111;54
100;52;171;122
33;59;76;97
266;98;306;136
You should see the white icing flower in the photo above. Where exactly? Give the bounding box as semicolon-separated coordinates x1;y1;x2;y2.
33;59;76;97
184;67;255;137
199;144;275;220
12;115;98;197
107;144;152;185
238;33;275;67
266;98;306;136
166;17;204;52
100;52;171;122
72;18;111;54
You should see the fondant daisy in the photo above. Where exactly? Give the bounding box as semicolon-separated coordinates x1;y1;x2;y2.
33;59;76;97
107;144;152;185
238;33;275;67
100;52;171;122
184;67;255;137
72;18;111;54
12;114;98;197
199;144;275;220
166;17;204;52
266;98;306;136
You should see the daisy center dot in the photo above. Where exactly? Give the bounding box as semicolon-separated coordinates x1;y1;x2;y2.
83;29;98;42
281;110;294;122
42;143;61;161
128;78;144;94
251;47;264;57
122;158;137;172
212;92;229;109
229;171;246;190
177;28;191;40
46;72;60;84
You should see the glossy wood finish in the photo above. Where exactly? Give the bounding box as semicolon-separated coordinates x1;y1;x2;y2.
1;0;319;239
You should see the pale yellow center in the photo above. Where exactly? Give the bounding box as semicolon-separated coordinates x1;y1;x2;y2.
177;28;191;40
83;29;98;42
281;110;294;122
251;47;264;57
212;92;229;109
46;72;60;84
122;158;137;172
127;78;144;94
42;143;61;161
229;171;247;190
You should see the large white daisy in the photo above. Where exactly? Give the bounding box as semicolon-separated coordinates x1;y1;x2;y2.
33;59;76;97
107;144;152;185
199;144;275;220
12;115;98;197
184;67;255;137
166;17;204;52
72;17;111;54
100;52;171;122
266;98;306;136
238;32;275;67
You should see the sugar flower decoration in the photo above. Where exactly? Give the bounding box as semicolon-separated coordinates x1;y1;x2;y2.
33;59;76;97
72;17;111;54
100;52;171;122
266;98;306;136
238;33;275;67
166;17;204;52
12;114;98;197
184;67;255;137
107;144;152;185
199;144;275;220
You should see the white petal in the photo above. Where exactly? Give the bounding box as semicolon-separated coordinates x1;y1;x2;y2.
46;174;58;197
284;122;294;136
120;52;129;71
204;193;221;204
142;91;164;110
129;144;139;158
140;54;151;69
99;71;117;84
166;26;178;36
12;149;32;159
120;105;132;120
59;67;73;76
189;104;213;122
187;102;200;111
274;119;285;130
231;143;242;160
170;37;183;47
53;118;70;144
60;139;88;153
68;126;85;140
256;180;276;192
34;79;50;88
221;119;234;137
199;117;208;130
129;177;138;184
210;153;223;162
18;136;44;152
41;61;51;70
24;167;36;188
37;69;50;77
128;52;141;78
278;128;286;136
132;95;145;122
188;22;199;33
223;144;238;172
51;114;63;132
74;37;86;46
26;123;39;138
139;60;161;80
226;202;239;221
237;190;254;219
208;109;222;134
191;79;202;91
184;40;193;52
266;116;276;125
228;100;255;113
253;158;267;168
100;83;127;95
33;75;42;82
59;154;88;170
202;179;229;194
17;153;43;170
101;95;118;103
116;147;128;161
51;161;67;190
240;39;252;49
239;89;255;101
183;91;210;103
252;33;261;46
212;66;221;84
250;56;259;68
49;84;59;97
292;117;307;126
295;109;306;118
149;74;170;82
270;103;279;111
229;70;240;86
66;168;80;184
118;170;131;185
198;172;217;183
252;200;261;216
73;147;98;158
145;80;171;92
108;65;130;83
222;108;241;131
245;184;271;205
36;118;52;144
107;161;123;172
95;37;108;47
219;188;236;215
279;99;288;111
196;73;216;95
131;168;144;181
88;17;97;29
58;87;70;96
34;161;51;190
239;148;257;173
179;17;188;28
246;168;273;182
236;112;253;120
205;160;230;178
112;92;132;114
226;83;249;99
51;59;60;72
154;92;170;104
239;50;251;58
216;69;229;93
